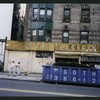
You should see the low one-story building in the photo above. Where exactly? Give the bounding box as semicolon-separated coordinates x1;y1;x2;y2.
4;40;100;73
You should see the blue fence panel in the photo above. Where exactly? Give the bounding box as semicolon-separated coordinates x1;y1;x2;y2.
81;77;88;83
81;69;88;77
71;68;78;76
88;69;97;77
97;69;100;77
42;66;45;80
52;67;60;74
42;66;51;81
62;68;69;75
45;73;50;80
51;67;62;82
45;66;51;74
71;76;78;83
42;65;100;85
62;75;68;82
88;77;97;84
62;67;72;82
97;69;100;85
77;76;82;83
59;67;63;82
49;73;53;81
97;77;100;84
70;68;78;83
77;68;90;84
53;74;59;81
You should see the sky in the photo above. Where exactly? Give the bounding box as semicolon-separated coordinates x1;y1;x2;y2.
19;4;26;17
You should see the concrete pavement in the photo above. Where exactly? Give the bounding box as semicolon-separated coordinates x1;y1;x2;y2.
0;72;42;82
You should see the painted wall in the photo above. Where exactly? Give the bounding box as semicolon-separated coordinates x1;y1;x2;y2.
4;50;55;73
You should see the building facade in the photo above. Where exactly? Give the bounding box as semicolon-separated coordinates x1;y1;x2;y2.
52;4;100;44
24;4;54;42
4;4;100;73
24;3;100;63
11;3;26;41
25;4;100;44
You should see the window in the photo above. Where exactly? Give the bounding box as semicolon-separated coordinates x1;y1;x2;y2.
46;9;52;21
38;30;44;41
32;30;37;36
63;8;70;22
38;30;44;36
45;30;51;42
32;30;37;41
40;9;45;15
62;31;69;43
39;9;45;20
81;9;90;22
80;31;89;43
33;9;38;20
36;51;53;58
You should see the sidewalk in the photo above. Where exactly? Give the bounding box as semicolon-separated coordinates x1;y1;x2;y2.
0;72;42;82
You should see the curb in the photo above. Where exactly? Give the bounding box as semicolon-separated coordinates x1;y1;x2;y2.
0;77;42;83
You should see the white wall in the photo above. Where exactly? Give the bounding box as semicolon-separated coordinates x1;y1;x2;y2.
4;50;55;73
0;4;14;40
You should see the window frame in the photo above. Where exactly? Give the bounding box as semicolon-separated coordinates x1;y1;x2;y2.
33;8;39;20
39;9;45;20
81;8;90;23
62;30;69;43
36;51;53;58
63;8;71;22
32;29;37;41
45;30;51;42
46;9;53;21
38;30;44;41
80;31;89;44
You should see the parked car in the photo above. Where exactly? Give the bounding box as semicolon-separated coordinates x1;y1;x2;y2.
0;60;3;71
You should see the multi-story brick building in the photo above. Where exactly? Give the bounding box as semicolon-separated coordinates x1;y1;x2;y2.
23;3;100;63
25;4;100;44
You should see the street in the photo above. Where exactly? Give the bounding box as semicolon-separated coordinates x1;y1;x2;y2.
0;79;100;97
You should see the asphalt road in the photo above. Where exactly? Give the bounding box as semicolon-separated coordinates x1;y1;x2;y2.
0;79;100;97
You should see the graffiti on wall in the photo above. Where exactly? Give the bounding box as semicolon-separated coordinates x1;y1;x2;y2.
8;57;32;72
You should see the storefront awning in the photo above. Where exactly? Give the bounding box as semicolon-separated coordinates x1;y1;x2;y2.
55;51;100;56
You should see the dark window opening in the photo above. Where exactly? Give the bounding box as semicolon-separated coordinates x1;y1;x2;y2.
81;9;90;23
80;31;89;44
56;58;78;63
45;30;51;42
36;51;53;58
63;8;70;22
62;31;69;43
